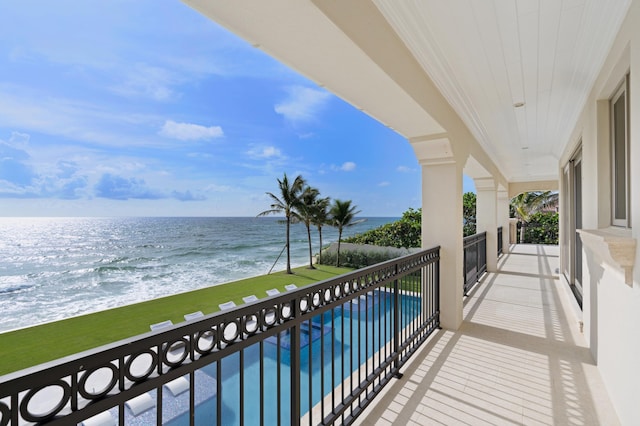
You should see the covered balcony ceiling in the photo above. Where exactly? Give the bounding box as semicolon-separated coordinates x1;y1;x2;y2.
184;0;630;183
374;0;630;182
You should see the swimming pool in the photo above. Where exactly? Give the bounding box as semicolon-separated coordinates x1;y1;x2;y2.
160;291;422;425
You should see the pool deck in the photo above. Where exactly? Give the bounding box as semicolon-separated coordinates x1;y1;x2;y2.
355;244;620;425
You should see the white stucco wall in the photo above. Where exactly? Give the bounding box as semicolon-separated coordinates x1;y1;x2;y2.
560;2;640;423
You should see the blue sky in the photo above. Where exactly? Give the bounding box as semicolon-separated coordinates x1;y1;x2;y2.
0;1;475;217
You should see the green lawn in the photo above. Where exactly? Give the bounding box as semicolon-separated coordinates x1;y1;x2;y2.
0;264;352;376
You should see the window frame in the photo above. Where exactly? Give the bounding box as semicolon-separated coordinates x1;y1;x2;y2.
610;75;631;228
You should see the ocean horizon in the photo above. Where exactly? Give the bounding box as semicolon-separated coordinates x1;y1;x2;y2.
0;216;396;332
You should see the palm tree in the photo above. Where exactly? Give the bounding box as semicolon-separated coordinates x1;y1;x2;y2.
511;191;558;242
257;173;306;274
297;186;320;269
329;199;363;267
312;196;331;264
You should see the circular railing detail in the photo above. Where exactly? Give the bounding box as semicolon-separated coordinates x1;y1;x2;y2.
343;282;350;295
334;284;342;298
0;402;11;426
244;314;259;334
280;302;292;319
299;296;309;312
263;307;277;326
124;350;157;382
163;338;189;368
20;380;71;423
222;320;240;343
324;288;332;303
195;329;216;355
78;364;118;400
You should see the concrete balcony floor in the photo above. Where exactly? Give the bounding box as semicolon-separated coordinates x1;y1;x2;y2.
356;244;619;425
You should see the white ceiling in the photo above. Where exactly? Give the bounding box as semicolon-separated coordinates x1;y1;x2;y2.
374;0;630;182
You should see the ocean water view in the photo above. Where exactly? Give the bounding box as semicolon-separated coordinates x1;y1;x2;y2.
0;216;395;333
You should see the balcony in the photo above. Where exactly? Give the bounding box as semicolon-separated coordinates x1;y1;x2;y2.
355;244;620;425
1;239;621;425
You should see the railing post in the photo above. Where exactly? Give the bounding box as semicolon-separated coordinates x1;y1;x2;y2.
290;323;301;424
392;262;402;379
435;251;441;328
477;235;482;281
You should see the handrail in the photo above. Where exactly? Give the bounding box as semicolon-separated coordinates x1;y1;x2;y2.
0;247;440;426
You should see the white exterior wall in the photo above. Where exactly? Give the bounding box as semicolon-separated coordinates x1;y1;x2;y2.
560;2;640;423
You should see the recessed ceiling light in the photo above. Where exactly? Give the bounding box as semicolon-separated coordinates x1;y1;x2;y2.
513;102;526;108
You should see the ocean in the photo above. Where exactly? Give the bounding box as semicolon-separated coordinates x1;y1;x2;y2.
0;217;395;333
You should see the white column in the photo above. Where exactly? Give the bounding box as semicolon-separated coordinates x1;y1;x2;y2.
412;136;464;330
421;159;464;330
498;189;510;255
475;178;498;272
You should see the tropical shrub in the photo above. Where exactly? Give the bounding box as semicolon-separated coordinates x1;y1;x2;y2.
520;212;559;244
345;208;421;248
463;192;477;237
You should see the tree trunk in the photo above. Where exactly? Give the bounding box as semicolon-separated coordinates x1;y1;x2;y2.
336;228;343;267
519;221;525;244
286;216;292;274
318;226;323;264
306;224;315;269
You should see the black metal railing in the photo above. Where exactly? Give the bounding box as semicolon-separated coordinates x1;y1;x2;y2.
463;232;486;295
497;226;503;256
0;247;440;426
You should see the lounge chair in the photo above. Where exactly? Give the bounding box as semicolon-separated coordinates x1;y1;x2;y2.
150;320;173;331
81;411;115;426
243;295;258;303
219;301;237;311
184;311;204;321
266;288;280;297
164;376;190;397
284;284;297;291
125;392;155;416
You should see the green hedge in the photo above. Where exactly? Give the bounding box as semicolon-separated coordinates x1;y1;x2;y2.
318;249;400;269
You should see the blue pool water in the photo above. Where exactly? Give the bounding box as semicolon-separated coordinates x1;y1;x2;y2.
164;292;421;426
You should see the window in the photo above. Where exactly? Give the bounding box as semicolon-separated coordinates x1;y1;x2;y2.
611;75;630;227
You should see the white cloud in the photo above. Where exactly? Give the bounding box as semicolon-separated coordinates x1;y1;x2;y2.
274;86;331;124
159;120;223;141
341;161;356;172
111;63;177;102
0;85;167;148
204;183;231;192
397;165;416;173
247;145;282;159
329;161;357;172
378;181;390;187
9;131;30;146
